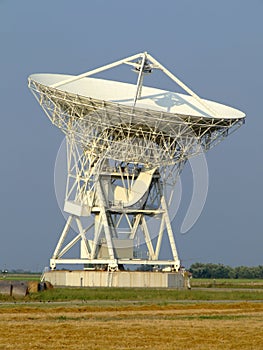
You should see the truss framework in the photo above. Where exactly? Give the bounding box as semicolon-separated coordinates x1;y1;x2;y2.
29;79;244;167
28;52;245;271
50;159;184;271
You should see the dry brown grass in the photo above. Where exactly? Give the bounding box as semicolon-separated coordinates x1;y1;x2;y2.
0;302;262;349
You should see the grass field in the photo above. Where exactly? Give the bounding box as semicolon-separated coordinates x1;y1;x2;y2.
0;273;40;282
0;301;262;349
0;286;263;303
191;278;263;289
0;276;262;349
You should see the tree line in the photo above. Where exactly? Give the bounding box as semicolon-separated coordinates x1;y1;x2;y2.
189;263;263;279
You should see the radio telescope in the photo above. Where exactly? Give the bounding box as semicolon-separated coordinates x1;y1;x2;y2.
28;52;245;280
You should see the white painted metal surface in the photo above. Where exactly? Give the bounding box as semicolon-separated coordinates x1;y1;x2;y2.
113;168;156;208
29;73;245;120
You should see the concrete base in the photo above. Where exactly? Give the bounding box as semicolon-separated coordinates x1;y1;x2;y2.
43;270;187;288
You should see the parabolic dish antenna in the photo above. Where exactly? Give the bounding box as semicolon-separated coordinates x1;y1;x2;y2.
28;52;245;272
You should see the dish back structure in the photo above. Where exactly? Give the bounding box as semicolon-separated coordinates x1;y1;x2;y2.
28;52;245;271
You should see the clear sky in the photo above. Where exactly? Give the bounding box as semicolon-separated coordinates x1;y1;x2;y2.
0;0;262;271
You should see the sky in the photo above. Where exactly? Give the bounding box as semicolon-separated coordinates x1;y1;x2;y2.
0;0;262;271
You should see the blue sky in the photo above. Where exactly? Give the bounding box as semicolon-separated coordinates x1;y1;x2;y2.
0;0;262;271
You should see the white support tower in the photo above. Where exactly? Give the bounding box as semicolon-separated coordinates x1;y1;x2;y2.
28;52;245;275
